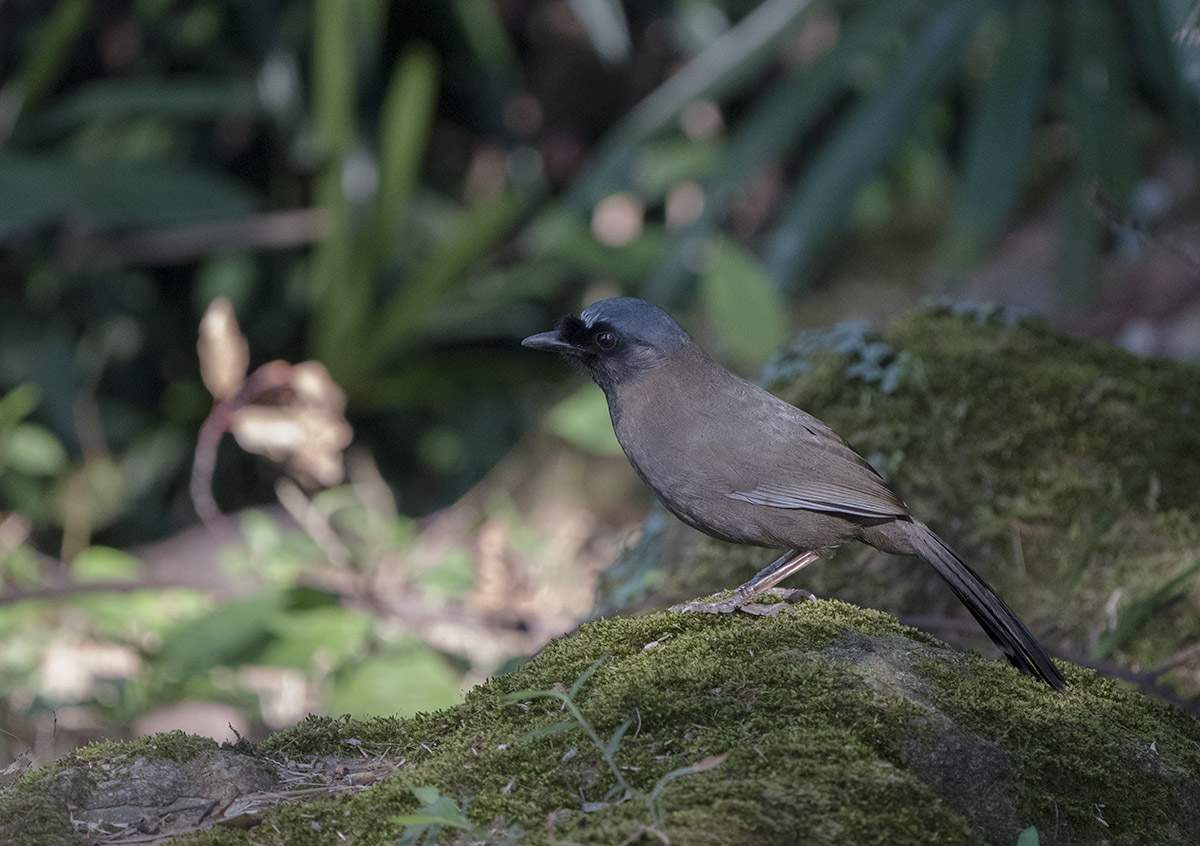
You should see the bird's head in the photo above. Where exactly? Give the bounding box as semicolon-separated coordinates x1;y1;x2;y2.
522;297;692;393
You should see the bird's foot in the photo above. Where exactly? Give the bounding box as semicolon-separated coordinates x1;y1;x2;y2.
740;588;818;616
670;588;817;616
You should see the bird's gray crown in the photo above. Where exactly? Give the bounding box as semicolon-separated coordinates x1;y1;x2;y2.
579;297;691;351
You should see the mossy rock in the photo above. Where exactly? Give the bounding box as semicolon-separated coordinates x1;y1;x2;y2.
4;602;1200;844
603;305;1200;693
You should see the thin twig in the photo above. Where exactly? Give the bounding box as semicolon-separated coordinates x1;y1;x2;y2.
190;361;294;531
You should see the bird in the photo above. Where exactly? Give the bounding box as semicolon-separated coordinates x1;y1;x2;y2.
523;297;1065;690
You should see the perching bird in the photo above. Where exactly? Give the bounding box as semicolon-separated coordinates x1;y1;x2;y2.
523;297;1065;690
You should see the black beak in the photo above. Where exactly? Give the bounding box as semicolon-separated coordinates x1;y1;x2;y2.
522;331;580;355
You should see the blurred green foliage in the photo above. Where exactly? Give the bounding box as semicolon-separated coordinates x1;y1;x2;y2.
0;0;1198;755
2;0;1197;539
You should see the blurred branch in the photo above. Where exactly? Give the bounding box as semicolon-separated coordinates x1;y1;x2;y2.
81;208;329;266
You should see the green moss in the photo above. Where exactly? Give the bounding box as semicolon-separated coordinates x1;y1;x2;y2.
180;604;1001;845
0;783;79;845
610;306;1200;690
7;601;1200;844
206;603;1200;844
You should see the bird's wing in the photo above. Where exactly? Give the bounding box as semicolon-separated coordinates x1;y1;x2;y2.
708;391;909;520
725;476;907;518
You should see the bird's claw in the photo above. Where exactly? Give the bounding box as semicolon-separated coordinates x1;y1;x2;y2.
669;596;742;615
670;588;817;616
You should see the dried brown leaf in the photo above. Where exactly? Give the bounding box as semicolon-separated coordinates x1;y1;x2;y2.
198;297;249;401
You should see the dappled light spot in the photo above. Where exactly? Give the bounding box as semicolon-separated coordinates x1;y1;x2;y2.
680;100;722;139
591;192;643;247
666;182;705;229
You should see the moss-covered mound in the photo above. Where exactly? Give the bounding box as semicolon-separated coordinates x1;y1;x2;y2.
605;306;1200;692
5;601;1199;845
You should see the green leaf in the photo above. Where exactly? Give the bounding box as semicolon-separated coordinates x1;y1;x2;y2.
259;606;374;669
566;0;631;64
449;0;521;79
364;190;524;371
3;423;67;476
411;785;442;805
1095;556;1200;658
522;209;668;289
72;546;142;583
517;718;576;742
154;592;286;677
603;717;633;758
1017;826;1040;846
329;643;462;718
545;386;622;456
0;384;40;428
308;0;361;379
569;655;607;697
698;237;788;367
418;550;475;599
635;138;721;202
239;509;286;560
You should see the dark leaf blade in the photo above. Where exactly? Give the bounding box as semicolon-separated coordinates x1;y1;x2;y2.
647;0;929;303
0;155;258;237
33;78;260;137
762;0;993;295
1124;0;1200;151
1059;0;1138;305
565;0;821;210
936;0;1052;275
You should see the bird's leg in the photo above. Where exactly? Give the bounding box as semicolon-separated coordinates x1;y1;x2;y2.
670;549;821;616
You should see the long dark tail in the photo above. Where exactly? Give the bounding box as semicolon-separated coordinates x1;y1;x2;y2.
899;519;1065;690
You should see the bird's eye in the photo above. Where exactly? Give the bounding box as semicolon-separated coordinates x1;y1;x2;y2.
594;331;617;351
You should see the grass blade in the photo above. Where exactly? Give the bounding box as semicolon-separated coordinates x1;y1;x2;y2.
570;655;608;697
567;0;632;65
5;0;90;124
603;717;633;759
309;0;362;380
364;190;523;370
370;44;440;270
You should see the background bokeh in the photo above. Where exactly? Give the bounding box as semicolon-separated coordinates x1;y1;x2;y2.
2;0;1199;767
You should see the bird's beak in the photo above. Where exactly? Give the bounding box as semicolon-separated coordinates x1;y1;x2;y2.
522;331;580;355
